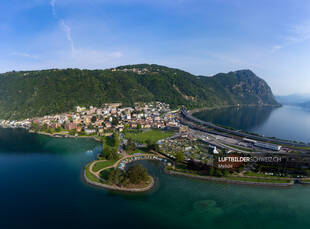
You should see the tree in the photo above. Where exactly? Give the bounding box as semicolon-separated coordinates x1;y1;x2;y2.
112;117;119;126
175;151;185;163
109;147;120;161
125;164;149;184
125;138;136;153
101;144;111;159
146;140;159;152
209;167;214;176
101;144;119;160
215;169;223;177
91;116;97;123
107;168;124;185
112;132;119;148
223;169;229;177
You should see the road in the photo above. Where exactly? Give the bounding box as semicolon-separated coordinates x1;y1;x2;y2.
181;108;310;148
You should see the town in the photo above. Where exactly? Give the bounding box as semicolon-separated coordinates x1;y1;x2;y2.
0;102;179;135
2;101;310;185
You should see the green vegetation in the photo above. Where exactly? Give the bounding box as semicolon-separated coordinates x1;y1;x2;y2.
92;160;116;172
124;129;174;144
102;164;150;187
175;151;185;163
100;145;120;161
126;164;150;184
99;133;120;160
125;138;136;153
84;163;101;183
0;65;278;119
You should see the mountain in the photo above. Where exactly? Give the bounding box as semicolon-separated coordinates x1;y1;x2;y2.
300;101;310;108
0;64;279;119
275;94;310;105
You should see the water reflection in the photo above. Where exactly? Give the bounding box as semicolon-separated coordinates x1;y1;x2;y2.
193;106;277;131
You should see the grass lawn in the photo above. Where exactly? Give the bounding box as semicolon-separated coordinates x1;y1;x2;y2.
92;160;116;172
85;162;101;183
124;129;175;144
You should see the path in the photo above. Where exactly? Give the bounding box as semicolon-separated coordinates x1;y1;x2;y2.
89;153;168;179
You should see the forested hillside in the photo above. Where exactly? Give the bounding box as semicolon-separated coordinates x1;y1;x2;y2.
0;64;278;119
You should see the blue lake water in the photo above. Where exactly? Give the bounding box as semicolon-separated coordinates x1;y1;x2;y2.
193;105;310;143
1;127;310;229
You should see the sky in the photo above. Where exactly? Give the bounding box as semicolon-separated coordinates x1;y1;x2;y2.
1;0;310;95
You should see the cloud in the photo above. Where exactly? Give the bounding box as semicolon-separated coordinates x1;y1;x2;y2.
60;20;75;53
271;45;282;53
50;0;56;17
286;22;310;43
11;52;38;59
271;22;310;53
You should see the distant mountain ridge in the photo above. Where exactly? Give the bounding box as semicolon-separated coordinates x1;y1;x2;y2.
300;101;310;108
275;94;310;105
0;64;279;119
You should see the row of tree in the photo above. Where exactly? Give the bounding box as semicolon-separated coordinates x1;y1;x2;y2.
100;133;120;160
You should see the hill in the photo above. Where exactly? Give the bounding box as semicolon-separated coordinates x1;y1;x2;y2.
275;94;310;105
300;101;310;109
0;64;279;119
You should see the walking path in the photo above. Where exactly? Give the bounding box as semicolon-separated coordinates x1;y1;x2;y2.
85;153;168;192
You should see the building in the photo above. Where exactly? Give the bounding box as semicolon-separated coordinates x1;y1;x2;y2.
84;129;96;135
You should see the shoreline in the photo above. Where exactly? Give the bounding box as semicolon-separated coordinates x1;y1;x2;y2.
23;128;300;189
29;130;103;142
188;104;281;115
165;169;294;187
83;169;155;192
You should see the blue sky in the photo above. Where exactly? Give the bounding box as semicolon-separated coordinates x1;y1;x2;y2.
1;0;310;95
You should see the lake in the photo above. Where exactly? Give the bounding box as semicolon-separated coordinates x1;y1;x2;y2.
1;127;310;228
193;105;310;143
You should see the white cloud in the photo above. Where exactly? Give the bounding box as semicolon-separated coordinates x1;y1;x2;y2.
287;22;310;43
271;45;282;53
270;22;310;53
50;0;56;17
11;52;38;59
60;20;75;53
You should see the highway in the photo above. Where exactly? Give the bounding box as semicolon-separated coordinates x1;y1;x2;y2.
181;108;310;148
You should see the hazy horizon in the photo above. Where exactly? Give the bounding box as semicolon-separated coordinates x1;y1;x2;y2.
1;0;310;95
